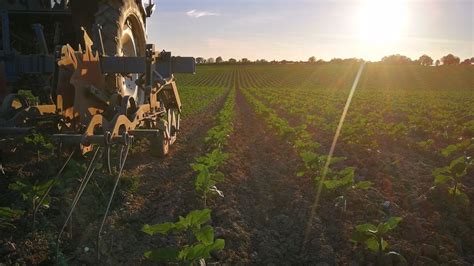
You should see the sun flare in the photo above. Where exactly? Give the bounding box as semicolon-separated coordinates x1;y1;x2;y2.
357;0;407;44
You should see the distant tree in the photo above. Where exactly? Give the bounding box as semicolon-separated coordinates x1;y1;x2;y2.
343;58;365;64
241;58;250;64
228;58;237;64
330;58;343;63
316;59;325;64
308;56;316;63
215;56;223;64
471;57;474;64
381;54;413;64
195;57;205;64
207;57;215;64
255;59;268;64
441;54;460;65
435;59;440;66
460;58;471;65
418;54;433;66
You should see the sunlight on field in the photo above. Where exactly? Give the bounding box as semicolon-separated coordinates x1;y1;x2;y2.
357;0;408;44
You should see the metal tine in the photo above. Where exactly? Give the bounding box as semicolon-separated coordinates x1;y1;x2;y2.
97;138;132;262
106;145;112;175
118;144;125;169
33;148;76;230
56;147;102;261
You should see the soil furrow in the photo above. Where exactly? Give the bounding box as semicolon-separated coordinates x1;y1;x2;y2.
215;87;336;264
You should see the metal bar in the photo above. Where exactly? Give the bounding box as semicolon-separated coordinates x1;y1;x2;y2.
128;129;160;137
100;57;146;74
53;134;130;146
0;127;34;135
1;10;10;52
32;24;49;54
96;24;105;56
171;56;195;74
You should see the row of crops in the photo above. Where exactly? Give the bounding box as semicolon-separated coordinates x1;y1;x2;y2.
235;64;473;263
173;63;473;263
141;84;236;263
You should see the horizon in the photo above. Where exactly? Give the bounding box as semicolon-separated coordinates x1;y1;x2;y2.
148;0;473;62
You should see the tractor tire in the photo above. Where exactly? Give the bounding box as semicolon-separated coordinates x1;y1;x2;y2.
92;0;146;103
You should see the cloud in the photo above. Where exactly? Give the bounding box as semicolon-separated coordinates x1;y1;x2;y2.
186;10;219;18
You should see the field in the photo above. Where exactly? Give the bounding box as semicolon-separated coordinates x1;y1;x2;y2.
1;63;473;264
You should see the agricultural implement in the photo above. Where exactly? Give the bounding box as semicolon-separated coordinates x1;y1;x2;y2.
0;0;194;260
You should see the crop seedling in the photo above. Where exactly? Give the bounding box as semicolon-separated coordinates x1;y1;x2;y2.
351;217;406;263
432;156;472;203
23;133;55;162
0;207;24;229
322;167;372;211
191;149;229;207
142;209;225;264
8;179;54;212
18;89;39;106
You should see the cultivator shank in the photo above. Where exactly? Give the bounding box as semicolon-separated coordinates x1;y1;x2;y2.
1;1;195;261
1;29;194;154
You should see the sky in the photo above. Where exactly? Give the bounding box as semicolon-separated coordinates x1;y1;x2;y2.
146;0;473;62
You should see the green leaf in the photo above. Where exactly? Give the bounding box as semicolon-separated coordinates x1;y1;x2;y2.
0;207;24;219
380;238;389;251
365;237;379;253
141;222;176;236
194;225;214;245
300;151;318;164
323;179;341;190
356;223;377;233
144;247;180;262
179;243;208;261
434;174;452;184
448;187;462;195
441;144;458;157
186;209;211;228
34;179;54;194
351;230;370;243
377;223;391;234
385;217;402;230
449;156;467;176
296;171;305;177
354;181;373;189
211;238;225;251
339;167;355;177
432;166;449;176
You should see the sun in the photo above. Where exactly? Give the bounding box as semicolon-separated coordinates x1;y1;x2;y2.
357;0;407;44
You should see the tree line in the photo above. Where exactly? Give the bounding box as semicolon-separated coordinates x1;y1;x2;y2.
194;54;473;66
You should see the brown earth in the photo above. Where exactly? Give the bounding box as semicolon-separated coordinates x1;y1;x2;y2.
1;68;473;265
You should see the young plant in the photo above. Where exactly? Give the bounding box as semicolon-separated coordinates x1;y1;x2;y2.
351;217;404;260
8;179;54;212
432;156;472;203
0;207;24;229
142;209;225;264
322;167;372;211
23;133;54;162
191;149;229;207
18;89;39;106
